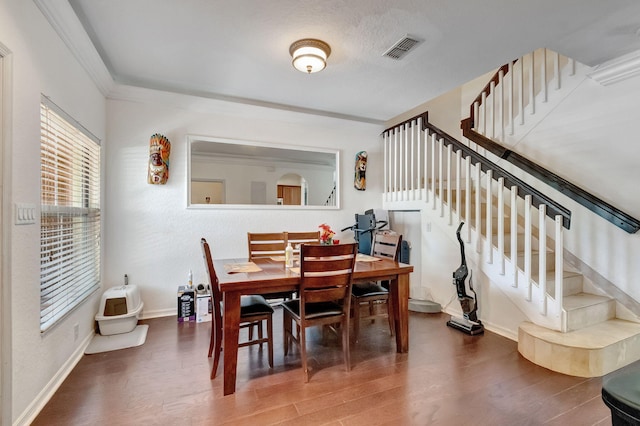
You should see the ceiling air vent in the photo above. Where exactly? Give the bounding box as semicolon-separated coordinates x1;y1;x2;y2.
382;35;421;60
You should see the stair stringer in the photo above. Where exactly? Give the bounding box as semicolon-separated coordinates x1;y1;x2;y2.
563;249;640;323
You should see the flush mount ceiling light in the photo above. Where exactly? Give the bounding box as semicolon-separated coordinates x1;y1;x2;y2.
289;38;331;74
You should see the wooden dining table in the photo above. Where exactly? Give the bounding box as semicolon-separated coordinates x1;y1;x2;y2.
214;255;414;395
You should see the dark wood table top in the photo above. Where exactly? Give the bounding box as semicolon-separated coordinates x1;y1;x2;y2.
215;256;413;294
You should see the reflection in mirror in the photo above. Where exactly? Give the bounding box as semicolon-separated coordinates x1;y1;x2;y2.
188;135;339;209
191;179;225;204
277;173;306;205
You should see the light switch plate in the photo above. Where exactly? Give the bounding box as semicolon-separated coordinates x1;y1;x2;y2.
15;203;37;225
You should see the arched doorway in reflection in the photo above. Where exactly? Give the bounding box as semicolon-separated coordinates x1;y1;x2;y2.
277;173;308;205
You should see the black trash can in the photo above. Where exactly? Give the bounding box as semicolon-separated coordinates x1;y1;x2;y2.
602;370;640;425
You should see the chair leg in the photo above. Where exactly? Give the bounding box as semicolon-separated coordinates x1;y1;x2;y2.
208;322;215;358
257;321;264;349
341;315;351;372
210;322;222;379
266;316;273;368
387;293;395;336
300;326;309;383
352;298;360;342
283;310;290;356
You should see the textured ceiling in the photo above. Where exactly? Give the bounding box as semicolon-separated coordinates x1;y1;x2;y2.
40;0;640;123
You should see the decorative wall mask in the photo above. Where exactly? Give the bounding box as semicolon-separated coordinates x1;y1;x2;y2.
148;133;171;184
354;151;367;191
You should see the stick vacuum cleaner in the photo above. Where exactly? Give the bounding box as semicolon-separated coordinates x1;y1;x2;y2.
446;222;485;335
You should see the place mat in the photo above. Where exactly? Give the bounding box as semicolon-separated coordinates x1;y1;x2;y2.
224;262;263;274
357;253;381;262
271;255;300;262
289;267;300;274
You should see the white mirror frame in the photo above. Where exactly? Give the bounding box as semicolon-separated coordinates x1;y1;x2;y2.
187;135;340;210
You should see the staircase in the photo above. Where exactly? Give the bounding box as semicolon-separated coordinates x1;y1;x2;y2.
382;48;640;377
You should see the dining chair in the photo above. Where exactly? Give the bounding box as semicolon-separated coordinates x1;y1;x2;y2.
247;232;287;260
351;231;402;342
282;242;357;383
201;238;274;379
247;232;294;301
285;231;320;256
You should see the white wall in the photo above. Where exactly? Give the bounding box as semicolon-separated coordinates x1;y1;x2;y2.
0;1;106;423
104;86;383;318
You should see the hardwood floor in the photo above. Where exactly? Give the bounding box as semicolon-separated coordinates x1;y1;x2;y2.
33;309;616;425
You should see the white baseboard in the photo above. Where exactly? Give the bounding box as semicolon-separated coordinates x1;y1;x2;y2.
140;308;176;320
441;306;518;342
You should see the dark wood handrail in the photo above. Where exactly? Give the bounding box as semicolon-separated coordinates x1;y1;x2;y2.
469;62;513;120
464;60;640;234
462;118;639;233
382;112;428;136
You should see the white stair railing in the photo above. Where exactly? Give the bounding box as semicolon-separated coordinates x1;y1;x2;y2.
471;48;577;145
382;115;568;331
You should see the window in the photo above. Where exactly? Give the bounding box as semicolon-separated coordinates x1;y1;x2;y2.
40;96;101;332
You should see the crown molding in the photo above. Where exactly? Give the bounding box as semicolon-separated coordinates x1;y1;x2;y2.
588;48;640;86
34;0;114;95
107;83;385;126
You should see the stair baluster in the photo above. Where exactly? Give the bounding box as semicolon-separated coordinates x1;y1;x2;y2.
539;204;547;315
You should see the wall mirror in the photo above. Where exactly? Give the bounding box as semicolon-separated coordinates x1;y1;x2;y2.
188;135;340;209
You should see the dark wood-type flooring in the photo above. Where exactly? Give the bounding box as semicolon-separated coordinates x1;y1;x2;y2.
33;309;619;425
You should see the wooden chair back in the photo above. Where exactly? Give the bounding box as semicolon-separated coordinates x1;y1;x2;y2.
247;232;287;260
299;243;357;307
285;231;320;255
201;238;224;377
201;238;223;327
371;232;402;260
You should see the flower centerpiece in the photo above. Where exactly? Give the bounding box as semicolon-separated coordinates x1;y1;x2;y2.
318;223;335;245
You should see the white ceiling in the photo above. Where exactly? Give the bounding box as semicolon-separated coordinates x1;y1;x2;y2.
39;0;640;123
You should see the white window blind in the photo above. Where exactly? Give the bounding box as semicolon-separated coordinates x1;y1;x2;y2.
40;96;101;332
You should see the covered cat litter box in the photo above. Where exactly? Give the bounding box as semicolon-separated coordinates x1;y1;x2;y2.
86;283;148;355
95;284;144;335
